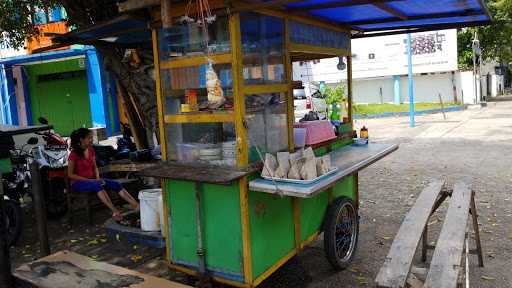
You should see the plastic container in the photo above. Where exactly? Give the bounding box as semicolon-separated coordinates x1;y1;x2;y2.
294;120;336;145
138;189;164;232
176;143;199;162
293;128;307;148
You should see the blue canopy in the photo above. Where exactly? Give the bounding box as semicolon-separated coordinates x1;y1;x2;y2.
284;0;491;37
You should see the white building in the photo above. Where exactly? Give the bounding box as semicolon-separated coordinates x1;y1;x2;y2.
293;29;504;104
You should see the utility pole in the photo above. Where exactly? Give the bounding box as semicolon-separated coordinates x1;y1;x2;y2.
472;31;481;104
407;33;415;127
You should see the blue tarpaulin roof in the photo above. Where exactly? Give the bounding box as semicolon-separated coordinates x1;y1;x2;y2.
51;0;490;45
284;0;491;36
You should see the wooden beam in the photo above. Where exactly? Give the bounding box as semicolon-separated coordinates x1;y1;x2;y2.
161;0;173;29
347;9;482;26
375;180;445;288
287;0;404;12
118;0;159;13
424;182;472;288
372;2;408;20
232;0;302;12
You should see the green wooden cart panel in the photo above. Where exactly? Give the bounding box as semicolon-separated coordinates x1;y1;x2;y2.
331;138;353;151
248;190;295;279
166;180;243;275
333;175;356;200
299;193;328;241
0;158;12;174
299;174;356;242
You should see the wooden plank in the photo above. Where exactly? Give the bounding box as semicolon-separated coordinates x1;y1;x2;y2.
137;162;261;184
375;179;445;288
14;250;191;288
118;0;159;12
424;182;472;288
372;2;408;20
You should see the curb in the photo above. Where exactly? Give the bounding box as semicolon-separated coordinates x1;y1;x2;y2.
354;105;466;119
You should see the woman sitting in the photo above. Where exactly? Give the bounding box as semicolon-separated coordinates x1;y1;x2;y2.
67;128;139;220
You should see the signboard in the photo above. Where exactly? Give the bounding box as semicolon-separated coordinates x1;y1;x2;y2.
307;29;458;83
27;21;69;54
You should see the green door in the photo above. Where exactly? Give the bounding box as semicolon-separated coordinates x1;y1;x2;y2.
30;69;92;136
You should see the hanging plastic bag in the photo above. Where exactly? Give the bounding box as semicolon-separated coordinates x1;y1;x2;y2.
206;61;225;109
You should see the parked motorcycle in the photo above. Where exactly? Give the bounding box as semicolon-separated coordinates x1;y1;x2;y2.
31;117;68;218
2;137;38;246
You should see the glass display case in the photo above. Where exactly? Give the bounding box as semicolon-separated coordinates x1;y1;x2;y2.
156;11;351;168
240;12;285;84
245;93;288;162
159;15;230;60
161;63;234;115
166;122;237;166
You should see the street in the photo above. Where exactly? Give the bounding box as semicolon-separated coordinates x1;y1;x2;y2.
261;101;512;287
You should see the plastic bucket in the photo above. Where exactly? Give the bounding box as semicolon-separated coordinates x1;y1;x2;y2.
138;189;163;232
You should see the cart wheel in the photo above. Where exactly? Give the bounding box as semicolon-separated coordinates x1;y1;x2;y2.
324;196;359;271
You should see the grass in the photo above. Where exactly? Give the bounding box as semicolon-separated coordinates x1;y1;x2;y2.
353;102;462;116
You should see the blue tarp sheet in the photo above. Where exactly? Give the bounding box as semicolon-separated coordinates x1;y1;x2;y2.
285;0;490;34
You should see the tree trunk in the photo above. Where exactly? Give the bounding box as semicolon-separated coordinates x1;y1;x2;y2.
59;1;159;148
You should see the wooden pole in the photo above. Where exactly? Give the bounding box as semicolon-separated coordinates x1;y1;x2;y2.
438;93;446;120
161;0;173;29
30;161;50;257
0;173;13;288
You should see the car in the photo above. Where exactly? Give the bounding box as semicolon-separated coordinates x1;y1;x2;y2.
294;88;328;122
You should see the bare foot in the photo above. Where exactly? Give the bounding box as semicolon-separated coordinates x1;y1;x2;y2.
112;210;123;221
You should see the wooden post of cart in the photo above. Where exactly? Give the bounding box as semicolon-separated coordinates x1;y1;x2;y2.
138;3;398;287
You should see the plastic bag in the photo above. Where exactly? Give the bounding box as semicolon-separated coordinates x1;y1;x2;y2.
206;61;225;109
300;147;317;180
316;154;332;176
275;152;290;179
288;157;305;180
261;153;277;178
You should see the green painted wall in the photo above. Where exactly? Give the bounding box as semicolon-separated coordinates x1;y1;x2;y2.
166;180;244;277
0;158;12;174
27;58;92;136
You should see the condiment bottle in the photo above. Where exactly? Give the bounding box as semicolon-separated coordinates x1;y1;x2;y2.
360;126;368;139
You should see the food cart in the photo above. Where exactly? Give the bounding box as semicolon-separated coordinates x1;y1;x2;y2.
136;1;490;287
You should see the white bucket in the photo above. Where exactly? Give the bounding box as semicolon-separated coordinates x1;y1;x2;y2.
138;189;163;232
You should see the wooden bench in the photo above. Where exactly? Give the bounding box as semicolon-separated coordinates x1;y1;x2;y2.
66;168;143;226
375;180;484;288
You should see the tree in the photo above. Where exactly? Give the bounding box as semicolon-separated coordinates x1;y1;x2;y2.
0;0;155;147
458;0;512;70
323;84;346;105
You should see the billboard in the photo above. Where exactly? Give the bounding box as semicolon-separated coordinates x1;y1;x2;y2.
307;29;458;83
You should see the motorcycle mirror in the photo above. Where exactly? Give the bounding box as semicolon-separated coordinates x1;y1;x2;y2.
27;137;39;145
38;117;49;125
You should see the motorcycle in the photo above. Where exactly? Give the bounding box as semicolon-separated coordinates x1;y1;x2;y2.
2;136;38;246
31;117;68;218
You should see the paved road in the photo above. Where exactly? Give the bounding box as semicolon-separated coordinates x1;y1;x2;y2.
263;102;512;287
